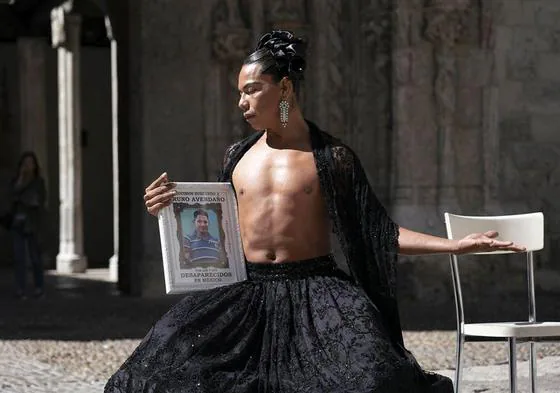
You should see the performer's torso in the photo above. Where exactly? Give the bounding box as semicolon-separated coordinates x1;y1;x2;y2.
232;133;331;263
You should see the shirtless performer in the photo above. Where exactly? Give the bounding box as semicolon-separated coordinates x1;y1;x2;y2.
105;31;524;393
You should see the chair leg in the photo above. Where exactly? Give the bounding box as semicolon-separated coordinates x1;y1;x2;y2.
454;333;464;393
508;338;517;393
529;342;537;393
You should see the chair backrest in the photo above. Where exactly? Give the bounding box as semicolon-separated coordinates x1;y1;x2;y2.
444;212;544;254
444;212;544;328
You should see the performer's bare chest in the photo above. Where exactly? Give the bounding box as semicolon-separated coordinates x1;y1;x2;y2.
232;145;321;200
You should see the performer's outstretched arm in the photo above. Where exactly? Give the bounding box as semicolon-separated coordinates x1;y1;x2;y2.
397;227;526;256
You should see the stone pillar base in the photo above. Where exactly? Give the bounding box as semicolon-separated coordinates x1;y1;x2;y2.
109;254;118;282
56;254;87;273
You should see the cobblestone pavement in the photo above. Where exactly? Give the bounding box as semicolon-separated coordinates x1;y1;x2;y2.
2;339;560;393
436;356;560;393
1;268;559;392
0;349;105;393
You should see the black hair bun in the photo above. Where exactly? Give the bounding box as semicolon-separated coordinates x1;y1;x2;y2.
255;30;307;80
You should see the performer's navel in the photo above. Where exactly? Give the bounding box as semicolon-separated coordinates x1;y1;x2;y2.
266;250;276;261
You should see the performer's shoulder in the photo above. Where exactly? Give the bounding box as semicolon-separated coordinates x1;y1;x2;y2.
223;140;243;159
330;141;356;160
307;120;355;156
307;120;361;173
225;132;263;153
317;131;357;162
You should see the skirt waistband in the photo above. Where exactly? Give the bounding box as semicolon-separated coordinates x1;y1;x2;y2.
245;254;347;281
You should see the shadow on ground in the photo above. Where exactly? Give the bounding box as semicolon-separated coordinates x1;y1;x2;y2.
1;268;558;340
0;269;180;341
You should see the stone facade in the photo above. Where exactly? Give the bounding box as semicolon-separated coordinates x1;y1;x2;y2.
1;0;559;305
493;0;560;293
123;0;560;299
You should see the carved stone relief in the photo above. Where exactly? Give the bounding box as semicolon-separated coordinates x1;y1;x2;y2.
210;0;310;177
267;0;307;31
361;0;394;202
423;0;475;208
322;0;345;139
391;0;430;207
210;0;252;178
479;0;499;206
394;0;424;49
213;0;251;62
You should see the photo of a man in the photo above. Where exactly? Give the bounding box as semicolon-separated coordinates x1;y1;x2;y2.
182;208;227;268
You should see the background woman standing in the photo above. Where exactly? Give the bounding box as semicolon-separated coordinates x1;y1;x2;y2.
8;151;46;299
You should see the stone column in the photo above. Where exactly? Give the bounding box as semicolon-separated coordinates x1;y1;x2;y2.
17;38;49;181
51;3;87;273
105;16;119;282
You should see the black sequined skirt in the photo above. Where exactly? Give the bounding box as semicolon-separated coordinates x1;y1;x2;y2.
104;255;453;393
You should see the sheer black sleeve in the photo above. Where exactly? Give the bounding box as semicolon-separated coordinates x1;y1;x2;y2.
217;132;264;183
309;124;404;348
217;142;242;182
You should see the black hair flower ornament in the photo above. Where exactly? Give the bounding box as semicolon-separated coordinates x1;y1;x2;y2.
256;30;307;80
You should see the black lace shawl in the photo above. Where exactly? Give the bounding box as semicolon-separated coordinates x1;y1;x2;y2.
218;119;404;349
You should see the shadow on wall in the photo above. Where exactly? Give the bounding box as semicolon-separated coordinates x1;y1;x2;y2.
397;254;560;331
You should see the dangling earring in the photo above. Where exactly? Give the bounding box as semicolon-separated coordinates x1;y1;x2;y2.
279;99;289;128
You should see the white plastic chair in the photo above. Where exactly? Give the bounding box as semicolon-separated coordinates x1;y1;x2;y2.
444;212;560;393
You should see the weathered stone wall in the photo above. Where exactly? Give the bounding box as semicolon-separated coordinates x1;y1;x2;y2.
395;0;560;302
126;0;560;299
3;0;558;304
392;0;498;302
493;0;560;292
127;0;223;296
126;0;400;295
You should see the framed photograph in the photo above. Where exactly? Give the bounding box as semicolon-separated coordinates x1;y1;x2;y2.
157;182;246;294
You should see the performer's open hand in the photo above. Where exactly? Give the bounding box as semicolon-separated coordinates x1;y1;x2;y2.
455;231;526;254
144;172;176;216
